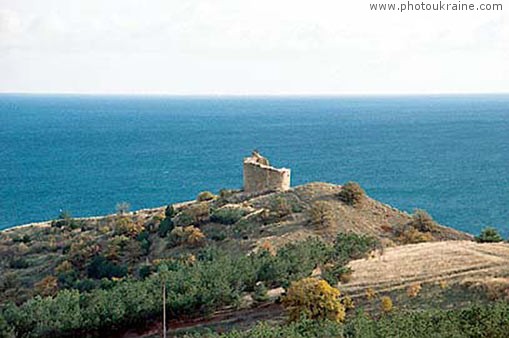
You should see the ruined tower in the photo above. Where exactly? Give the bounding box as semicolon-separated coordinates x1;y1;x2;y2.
243;151;291;193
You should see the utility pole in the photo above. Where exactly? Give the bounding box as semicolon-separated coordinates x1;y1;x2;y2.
163;281;167;338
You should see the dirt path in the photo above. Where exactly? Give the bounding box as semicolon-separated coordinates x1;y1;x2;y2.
119;303;284;338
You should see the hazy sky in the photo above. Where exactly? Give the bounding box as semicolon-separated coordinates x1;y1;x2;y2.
1;0;508;94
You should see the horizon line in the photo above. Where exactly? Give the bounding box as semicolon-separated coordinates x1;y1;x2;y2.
1;91;509;98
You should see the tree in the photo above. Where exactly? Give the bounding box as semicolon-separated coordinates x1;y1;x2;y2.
476;227;503;243
0;312;14;338
87;256;127;279
282;277;346;323
116;202;131;215
309;201;334;228
380;296;393;313
337;182;365;206
406;283;421;298
253;282;269;303
164;204;176;218
169;226;205;247
114;217;143;237
410;209;437;232
34;276;59;297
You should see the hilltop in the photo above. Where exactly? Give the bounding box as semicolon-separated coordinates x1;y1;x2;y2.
2;178;508;338
0;182;471;304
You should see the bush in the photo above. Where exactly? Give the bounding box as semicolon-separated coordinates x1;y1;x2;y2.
406;283;422;298
12;234;31;244
219;189;235;200
164;204;176;218
309;201;334;228
365;288;377;300
476;227;503;243
270;196;292;217
409;209;437;232
9;258;30;269
204;226;227;241
169;226;206;247
51;210;79;229
283;277;346;323
197;191;216;202
55;261;73;274
0;312;14;338
158;218;174;238
253;282;269;303
87;255;128;279
396;227;434;244
138;264;152;279
380;296;393;313
322;265;352;286
337;182;365;206
332;233;378;265
114;217;143;237
35;276;59;297
174;204;210;226
210;208;246;225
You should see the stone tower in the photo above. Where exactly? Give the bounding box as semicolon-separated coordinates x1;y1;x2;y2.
243;151;291;193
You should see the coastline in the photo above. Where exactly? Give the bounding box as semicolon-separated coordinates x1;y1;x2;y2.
0;200;195;234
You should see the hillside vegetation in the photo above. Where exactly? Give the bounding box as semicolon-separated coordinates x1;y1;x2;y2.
1;182;507;338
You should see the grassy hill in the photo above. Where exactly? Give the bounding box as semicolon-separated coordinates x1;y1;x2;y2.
1;181;507;338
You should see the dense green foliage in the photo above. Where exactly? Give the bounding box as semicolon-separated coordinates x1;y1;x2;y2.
87;256;128;279
1;234;372;338
189;302;509;338
322;233;377;285
210;208;246;225
476;227;504;243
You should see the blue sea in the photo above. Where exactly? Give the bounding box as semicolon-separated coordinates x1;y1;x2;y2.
1;94;508;236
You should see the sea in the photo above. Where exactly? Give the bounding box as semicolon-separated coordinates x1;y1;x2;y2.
0;94;508;236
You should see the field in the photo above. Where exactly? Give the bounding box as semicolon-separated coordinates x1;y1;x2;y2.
343;240;509;298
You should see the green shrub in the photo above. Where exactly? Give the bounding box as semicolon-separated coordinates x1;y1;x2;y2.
322;265;352;286
253;282;269;303
87;256;128;279
158;217;174;237
138;264;152;279
409;209;438;232
309;201;334;228
270;196;292;217
8;258;30;269
204;226;228;241
332;233;378;265
210;208;246;225
337;182;365;206
197;191;216;202
51;210;79;229
164;204;176;218
174;204;210;226
11;234;31;244
0;312;14;338
476;227;504;243
219;189;235;200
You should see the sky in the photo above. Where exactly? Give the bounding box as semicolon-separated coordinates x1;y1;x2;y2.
0;0;508;95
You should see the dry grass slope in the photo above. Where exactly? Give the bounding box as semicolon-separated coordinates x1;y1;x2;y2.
342;241;509;298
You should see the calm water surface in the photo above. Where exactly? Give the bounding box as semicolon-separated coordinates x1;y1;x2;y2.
1;94;508;235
